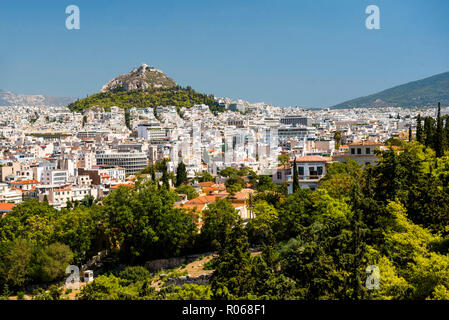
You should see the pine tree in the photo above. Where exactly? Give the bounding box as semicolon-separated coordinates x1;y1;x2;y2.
175;161;188;187
435;102;444;157
292;158;299;193
416;114;423;143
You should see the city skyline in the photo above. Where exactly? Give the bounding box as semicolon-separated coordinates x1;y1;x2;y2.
1;0;448;108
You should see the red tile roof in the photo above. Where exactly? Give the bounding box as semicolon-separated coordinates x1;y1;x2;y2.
198;181;215;188
10;179;39;185
110;184;134;190
350;141;383;146
0;203;16;211
294;156;332;163
185;195;217;205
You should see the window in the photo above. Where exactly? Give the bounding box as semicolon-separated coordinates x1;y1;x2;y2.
351;148;355;155
277;172;282;180
366;148;371;155
317;166;323;175
298;166;304;175
357;148;362;155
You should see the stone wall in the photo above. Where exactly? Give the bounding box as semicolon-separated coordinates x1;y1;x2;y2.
165;274;211;287
145;252;215;272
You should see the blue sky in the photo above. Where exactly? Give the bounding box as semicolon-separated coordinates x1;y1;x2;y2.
0;0;448;107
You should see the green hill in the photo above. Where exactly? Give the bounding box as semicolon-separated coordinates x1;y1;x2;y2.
67;86;223;113
66;64;223;114
332;71;449;109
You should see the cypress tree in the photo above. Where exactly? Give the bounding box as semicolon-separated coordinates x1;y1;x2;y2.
435;102;444;157
292;158;299;193
424;117;434;148
408;126;412;142
416;114;423;143
175;161;188;187
162;170;170;189
151;165;156;181
444;116;449;150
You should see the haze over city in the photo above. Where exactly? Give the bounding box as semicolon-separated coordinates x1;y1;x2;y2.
1;0;449;107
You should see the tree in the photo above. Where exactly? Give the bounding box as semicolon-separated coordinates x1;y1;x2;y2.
53;207;99;263
119;266;151;285
0;238;34;288
210;222;254;299
292;158;299;193
175;161;188;187
102;183;196;262
124;108;131;130
200;199;240;251
416;114;423;144
320;159;362;201
30;243;74;283
78;274;127;300
219;167;238;178
224;174;245;194
161;161;170;189
246;201;278;246
175;184;198;200
256;175;278;193
424;116;435;148
409;126;413;142
435;102;444;157
195;171;214;183
333;131;342;149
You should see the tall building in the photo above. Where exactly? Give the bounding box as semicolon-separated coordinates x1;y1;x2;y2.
96;151;148;174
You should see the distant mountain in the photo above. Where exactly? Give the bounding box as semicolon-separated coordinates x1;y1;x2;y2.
332;71;449;109
67;64;223;114
0;89;75;107
100;64;177;92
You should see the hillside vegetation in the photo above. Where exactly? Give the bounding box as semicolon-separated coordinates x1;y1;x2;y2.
67;86;223;113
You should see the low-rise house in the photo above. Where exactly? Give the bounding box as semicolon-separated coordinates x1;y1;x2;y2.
332;141;383;166
0;183;23;203
287;155;332;193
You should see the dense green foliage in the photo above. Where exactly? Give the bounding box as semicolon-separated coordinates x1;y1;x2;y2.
2;139;449;300
67;86;224;114
220;166;257;194
175;184;198;200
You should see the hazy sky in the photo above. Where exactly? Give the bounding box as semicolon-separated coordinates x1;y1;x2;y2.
0;0;448;107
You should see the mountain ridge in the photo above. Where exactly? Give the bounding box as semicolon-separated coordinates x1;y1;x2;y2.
0;89;75;107
332;71;449;109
